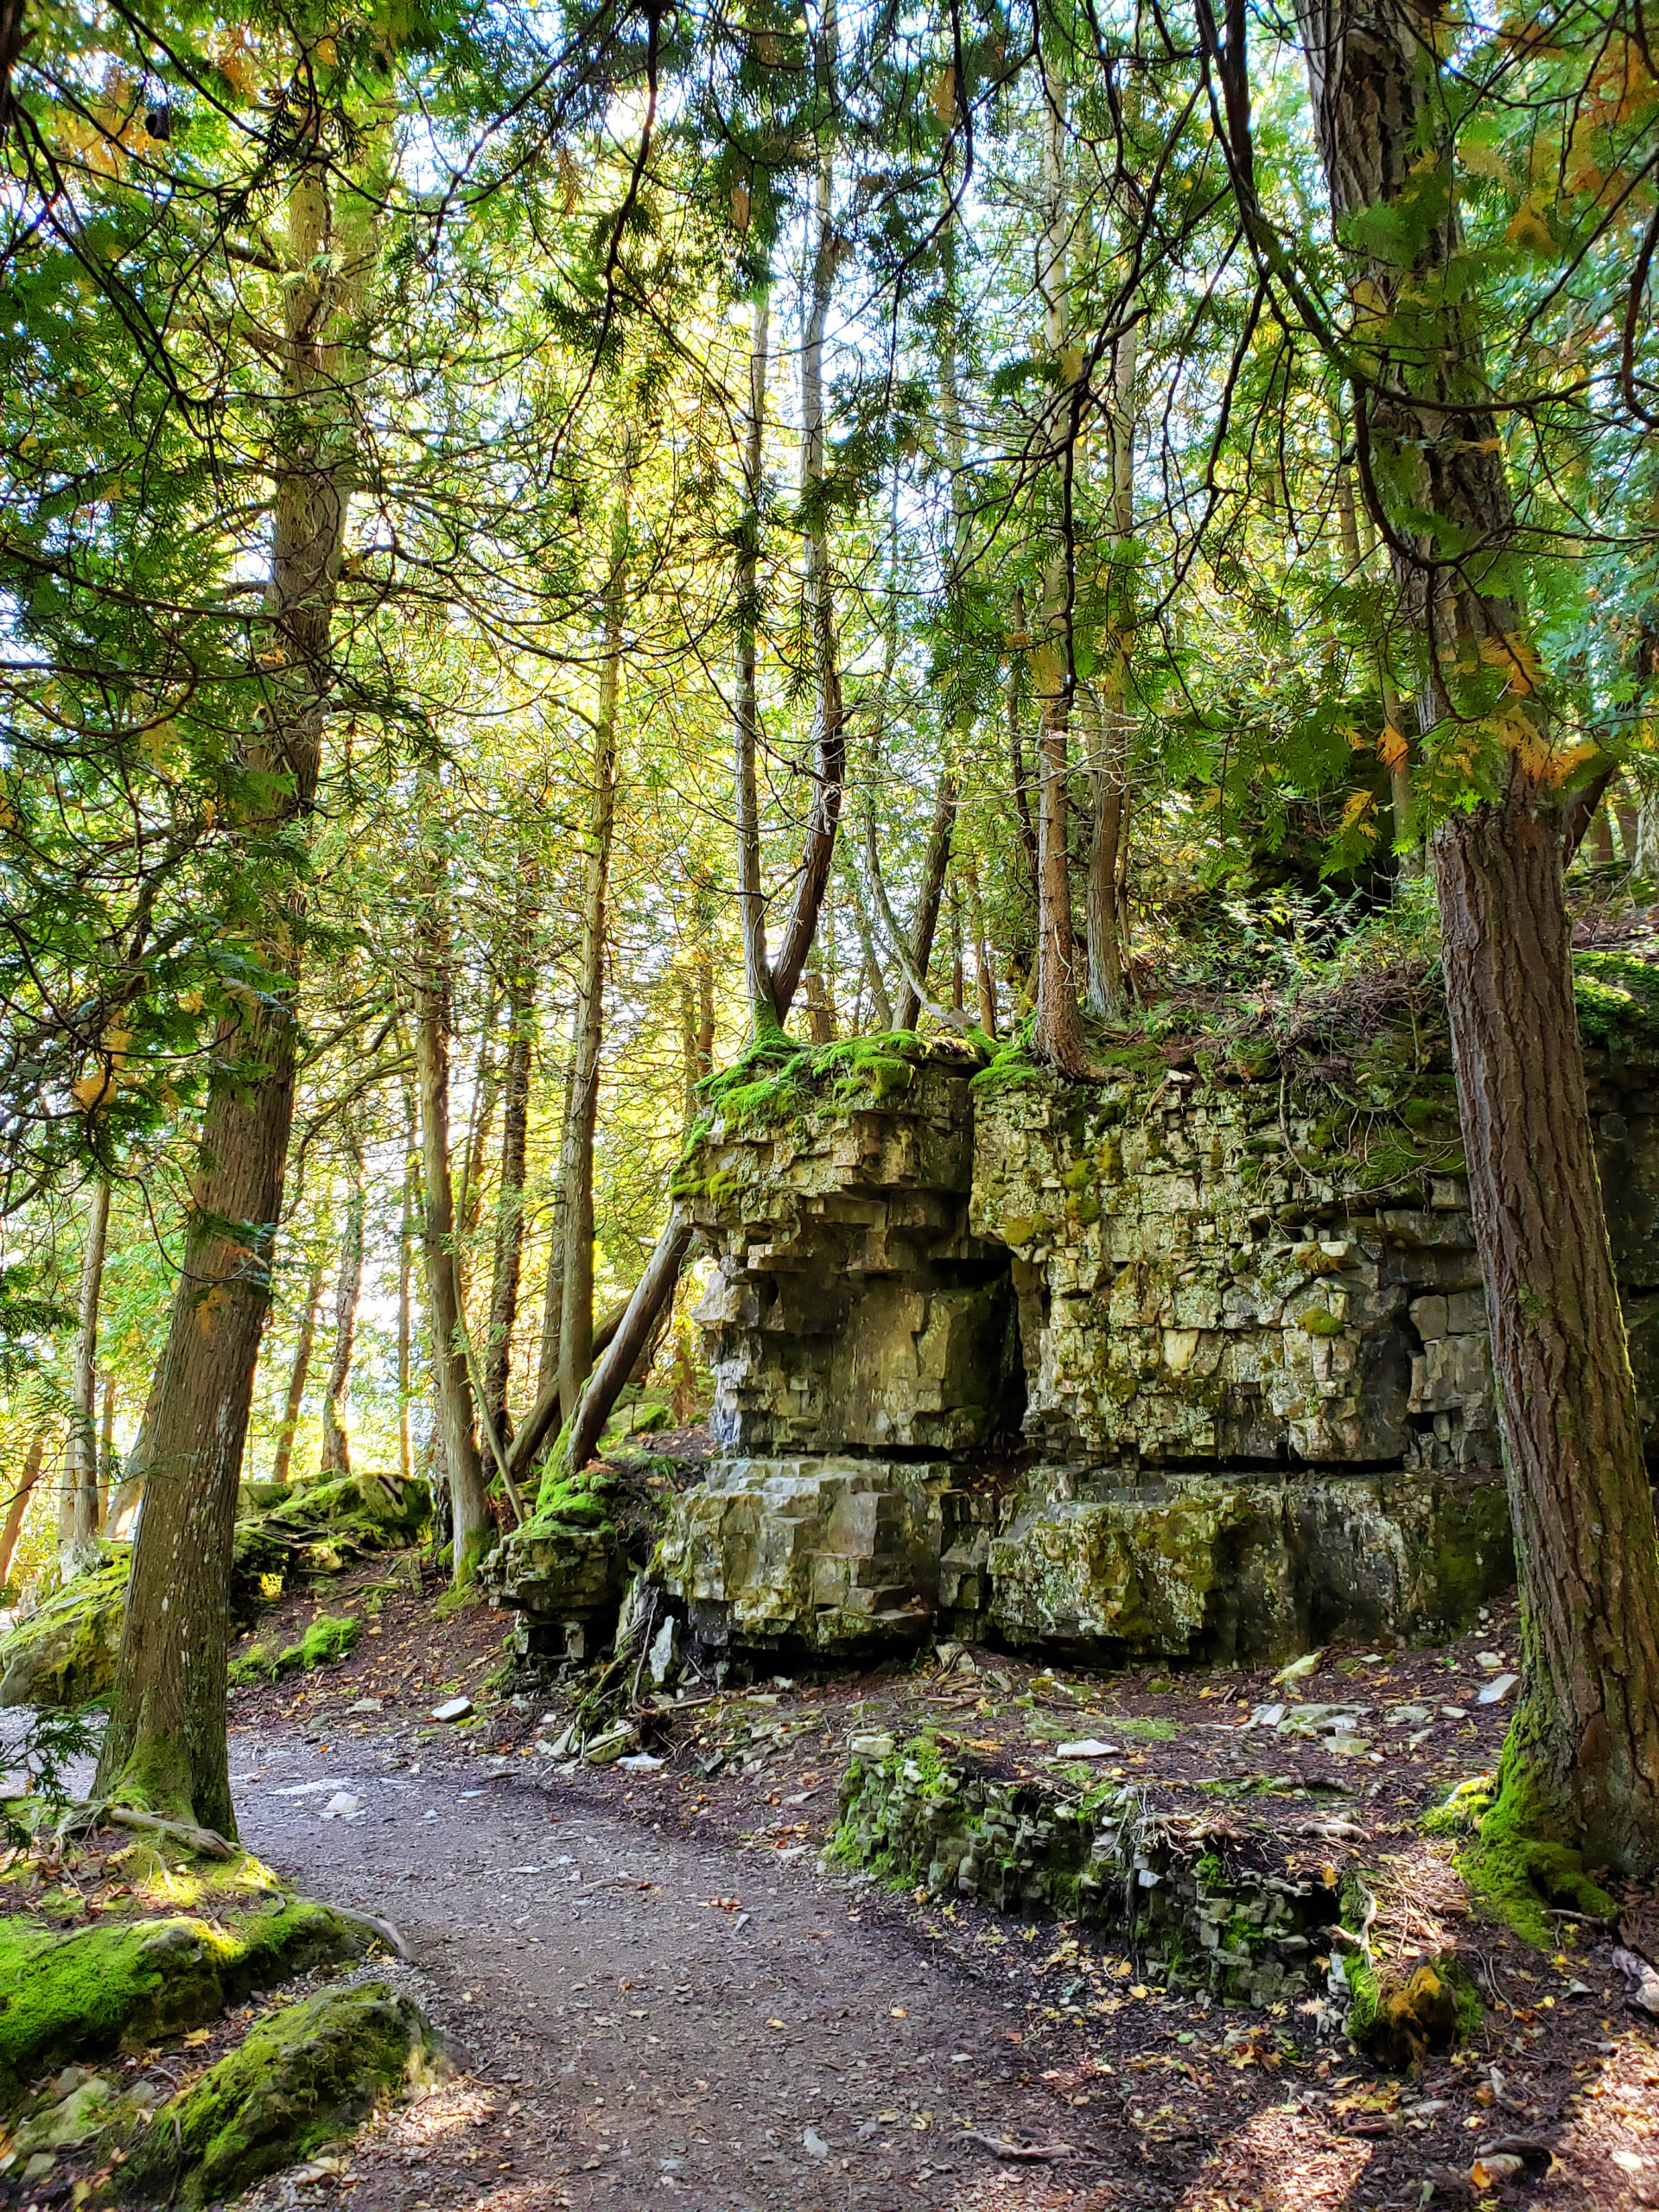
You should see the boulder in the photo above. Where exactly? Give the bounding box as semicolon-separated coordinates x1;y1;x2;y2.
112;1980;451;2207
0;1551;129;1709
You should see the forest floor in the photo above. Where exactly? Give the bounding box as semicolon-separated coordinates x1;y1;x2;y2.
190;1553;1659;2212
6;1552;1659;2212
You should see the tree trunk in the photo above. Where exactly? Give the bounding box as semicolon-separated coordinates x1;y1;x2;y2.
455;982;503;1301
94;993;306;1832
558;463;630;1421
896;771;958;1032
271;1249;327;1487
846;867;894;1028
318;1137;365;1480
416;906;492;1582
1435;793;1659;1870
1288;0;1659;1875
965;860;999;1036
767;11;846;1022
485;930;537;1444
62;1175;111;1560
0;1431;46;1590
1084;327;1136;1020
397;1117;416;1489
94;54;389;1834
99;1373;116;1528
734;288;776;1032
1007;590;1039;901
550;1211;694;1486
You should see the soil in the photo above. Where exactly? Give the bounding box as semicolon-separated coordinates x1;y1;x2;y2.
6;1549;1659;2211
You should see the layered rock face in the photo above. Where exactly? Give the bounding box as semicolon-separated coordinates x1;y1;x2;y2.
649;1026;1659;1667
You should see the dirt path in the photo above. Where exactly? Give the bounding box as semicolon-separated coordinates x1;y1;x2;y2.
233;1726;1114;2212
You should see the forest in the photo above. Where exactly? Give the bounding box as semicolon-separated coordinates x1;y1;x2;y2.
3;0;1659;2203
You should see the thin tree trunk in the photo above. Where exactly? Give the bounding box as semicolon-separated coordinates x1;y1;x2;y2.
1287;0;1659;1874
846;870;894;1028
1029;69;1088;1075
1084;327;1136;1020
767;10;846;1021
896;771;958;1031
99;1373;116;1528
318;1136;365;1480
270;1250;326;1487
62;1175;111;1560
558;462;630;1421
0;1432;46;1589
1007;588;1039;900
485;926;537;1444
965;859;998;1036
455;982;503;1301
734;289;776;1031
397;1103;416;1488
416;901;492;1582
551;1211;694;1484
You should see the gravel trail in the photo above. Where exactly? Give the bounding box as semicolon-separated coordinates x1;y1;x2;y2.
232;1726;1114;2212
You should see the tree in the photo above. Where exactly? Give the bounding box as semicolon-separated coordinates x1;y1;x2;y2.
1199;0;1659;1878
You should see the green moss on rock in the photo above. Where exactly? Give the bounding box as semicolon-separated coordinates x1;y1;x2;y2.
0;1897;369;2101
0;1552;130;1710
114;1980;450;2207
228;1612;363;1688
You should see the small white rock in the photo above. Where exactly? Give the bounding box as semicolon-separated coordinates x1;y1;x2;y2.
320;1790;363;1821
803;2127;829;2159
1477;1673;1519;1706
432;1696;473;1721
1440;1706;1469;1719
1055;1739;1119;1759
348;1698;382;1713
1475;1651;1504;1674
849;1732;895;1759
618;1752;665;1771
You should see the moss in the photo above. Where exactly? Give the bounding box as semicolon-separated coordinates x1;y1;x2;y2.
229;1612;362;1688
1117;1715;1179;1743
1421;1773;1495;1837
0;1896;368;2101
1353;1959;1463;2069
1300;1306;1347;1338
1459;1740;1618;1948
531;1463;616;1530
1573;950;1659;1046
0;1552;130;1709
114;1980;448;2207
1000;1214;1055;1247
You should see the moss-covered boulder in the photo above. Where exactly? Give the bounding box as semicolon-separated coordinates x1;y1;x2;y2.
113;1980;450;2208
0;1550;130;1709
232;1472;431;1600
0;1891;369;2101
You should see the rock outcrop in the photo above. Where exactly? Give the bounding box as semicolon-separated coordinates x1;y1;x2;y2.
632;1010;1659;1667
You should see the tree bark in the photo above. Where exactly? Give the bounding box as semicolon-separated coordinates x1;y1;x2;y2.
767;10;846;1022
416;905;492;1581
734;288;776;1032
62;1175;111;1560
558;462;630;1421
318;1136;365;1481
1084;327;1136;1020
485;924;537;1444
271;1249;327;1487
0;1431;46;1590
896;771;958;1032
965;860;999;1037
1029;70;1088;1076
1288;0;1659;1873
94;49;390;1834
552;1211;694;1484
397;1110;416;1488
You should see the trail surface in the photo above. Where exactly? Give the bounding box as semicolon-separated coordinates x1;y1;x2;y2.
234;1726;1106;2212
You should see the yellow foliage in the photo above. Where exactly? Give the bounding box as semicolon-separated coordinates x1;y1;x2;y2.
1505;194;1557;253
1379;725;1411;772
930;67;957;125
